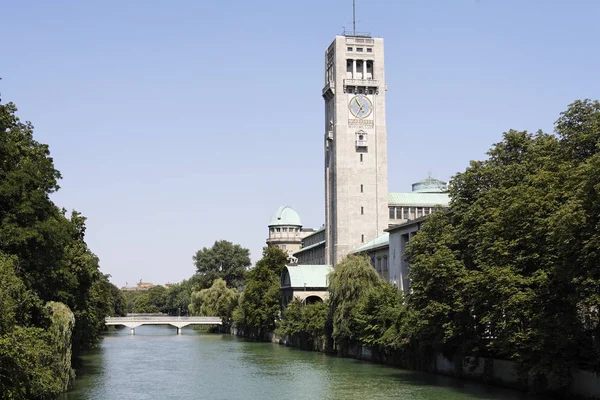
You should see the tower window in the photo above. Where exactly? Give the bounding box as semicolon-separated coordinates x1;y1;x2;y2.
367;48;372;53
347;47;353;51
360;184;363;193
361;207;364;215
357;47;363;52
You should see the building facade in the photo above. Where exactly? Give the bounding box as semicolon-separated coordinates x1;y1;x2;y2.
323;35;389;266
271;33;451;303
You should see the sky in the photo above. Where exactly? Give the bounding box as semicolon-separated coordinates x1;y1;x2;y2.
1;0;599;287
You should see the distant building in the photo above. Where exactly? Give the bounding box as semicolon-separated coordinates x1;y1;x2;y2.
121;281;154;292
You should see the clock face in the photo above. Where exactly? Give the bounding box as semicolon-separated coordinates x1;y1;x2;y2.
348;95;373;119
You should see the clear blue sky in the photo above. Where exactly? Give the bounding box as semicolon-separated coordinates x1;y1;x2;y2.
2;0;599;287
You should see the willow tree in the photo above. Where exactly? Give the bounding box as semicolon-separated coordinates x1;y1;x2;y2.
327;254;380;349
189;278;238;324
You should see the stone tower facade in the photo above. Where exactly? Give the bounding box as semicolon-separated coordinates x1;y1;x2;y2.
323;35;389;265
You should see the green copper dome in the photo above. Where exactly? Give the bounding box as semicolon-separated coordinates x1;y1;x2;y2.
412;176;448;193
269;206;302;227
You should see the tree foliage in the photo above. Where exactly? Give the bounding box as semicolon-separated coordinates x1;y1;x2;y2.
189;278;238;324
193;240;251;289
233;246;287;340
405;99;600;391
328;254;380;345
0;101;117;396
276;299;328;349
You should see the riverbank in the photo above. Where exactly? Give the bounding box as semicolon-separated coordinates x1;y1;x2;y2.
271;334;600;399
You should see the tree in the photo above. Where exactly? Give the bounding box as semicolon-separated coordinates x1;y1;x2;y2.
164;277;201;316
189;278;238;324
133;286;168;313
405;100;600;393
276;299;328;350
327;254;380;348
107;281;127;317
193;240;251;289
233;247;287;340
353;282;405;353
0;100;115;395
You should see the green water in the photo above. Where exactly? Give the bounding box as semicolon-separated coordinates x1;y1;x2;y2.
60;325;529;400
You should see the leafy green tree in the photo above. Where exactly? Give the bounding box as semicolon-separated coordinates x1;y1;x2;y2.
0;253;74;398
133;286;168;313
276;299;328;349
404;209;474;360
353;282;405;353
189;278;238;324
122;290;144;314
0;100;116;395
107;281;127;317
233;247;287;339
193;240;251;289
327;254;380;348
405;100;600;392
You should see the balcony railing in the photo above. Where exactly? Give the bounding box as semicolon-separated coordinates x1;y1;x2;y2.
344;78;380;87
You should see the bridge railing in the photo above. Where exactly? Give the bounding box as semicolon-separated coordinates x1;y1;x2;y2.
105;316;221;323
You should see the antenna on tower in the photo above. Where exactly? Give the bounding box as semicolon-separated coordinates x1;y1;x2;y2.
353;0;356;36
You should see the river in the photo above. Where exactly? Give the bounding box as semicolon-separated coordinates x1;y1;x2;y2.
60;325;530;400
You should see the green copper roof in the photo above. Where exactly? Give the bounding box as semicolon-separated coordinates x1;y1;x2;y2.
282;265;333;288
388;192;450;206
351;233;389;254
412;176;448;193
269;206;302;227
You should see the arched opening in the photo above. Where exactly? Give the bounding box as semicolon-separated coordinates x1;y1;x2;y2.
304;295;324;305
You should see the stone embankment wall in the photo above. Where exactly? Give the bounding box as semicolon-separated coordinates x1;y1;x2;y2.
275;335;600;399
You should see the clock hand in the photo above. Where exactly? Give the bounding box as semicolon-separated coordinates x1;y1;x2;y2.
354;98;365;115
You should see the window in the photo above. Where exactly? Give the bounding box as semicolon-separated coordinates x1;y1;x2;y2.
368;89;374;94
410;207;415;219
417;207;423;218
360;154;363;162
361;206;364;215
347;47;353;51
281;244;286;250
357;47;363;52
396;207;402;219
358;88;363;94
403;208;409;219
389;207;395;219
424;208;430;215
367;48;372;53
276;228;280;232
360;184;363;193
362;234;365;243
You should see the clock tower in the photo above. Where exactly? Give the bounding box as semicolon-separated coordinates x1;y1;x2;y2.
323;34;389;265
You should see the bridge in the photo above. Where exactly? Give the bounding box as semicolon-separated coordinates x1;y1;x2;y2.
106;316;222;335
